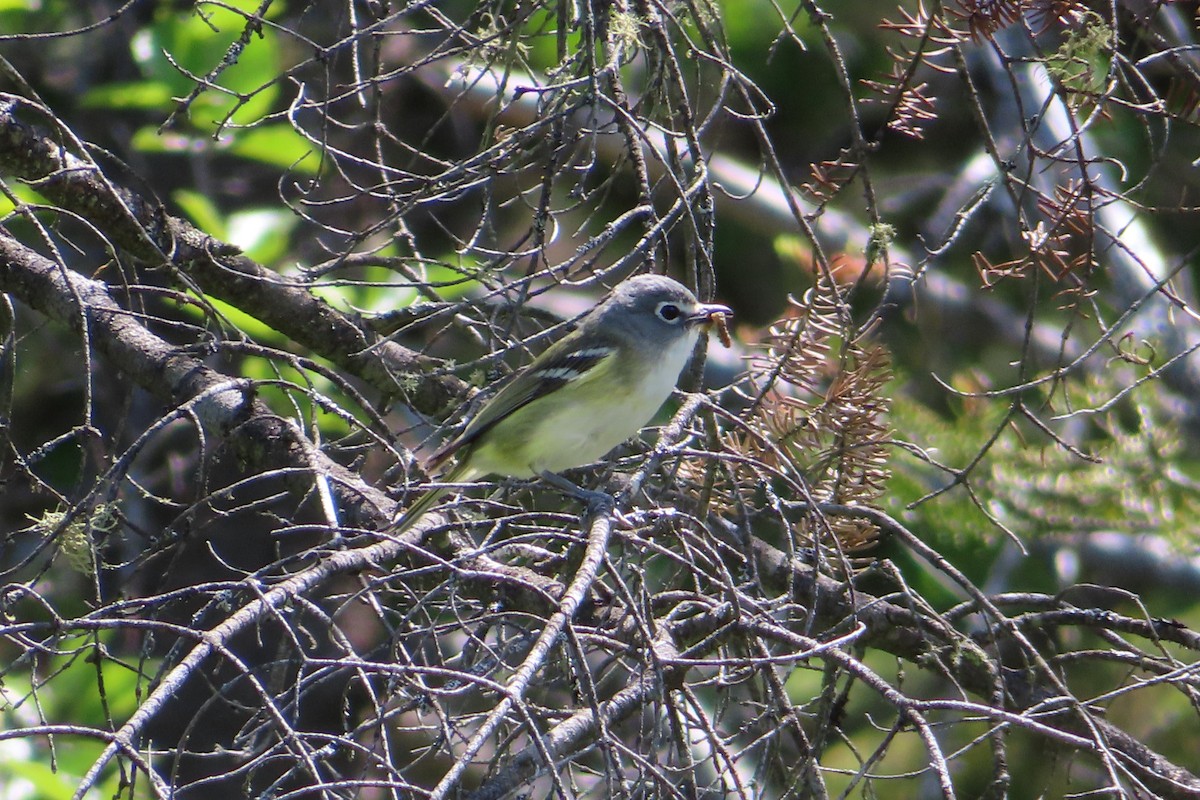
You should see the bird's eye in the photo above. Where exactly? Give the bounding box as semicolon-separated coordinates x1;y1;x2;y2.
656;302;682;322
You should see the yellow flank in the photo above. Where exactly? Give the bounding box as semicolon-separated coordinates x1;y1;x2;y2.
466;350;631;477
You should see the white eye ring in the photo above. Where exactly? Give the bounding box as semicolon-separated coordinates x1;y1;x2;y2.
656;302;683;323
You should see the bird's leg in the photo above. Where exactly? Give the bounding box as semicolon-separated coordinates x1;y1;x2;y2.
539;470;614;514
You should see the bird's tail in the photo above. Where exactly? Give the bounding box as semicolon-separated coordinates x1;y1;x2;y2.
392;460;471;534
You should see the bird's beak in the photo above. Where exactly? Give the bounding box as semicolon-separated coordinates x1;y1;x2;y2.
687;302;732;327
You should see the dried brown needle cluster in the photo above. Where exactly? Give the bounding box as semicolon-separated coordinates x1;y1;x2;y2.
973;179;1097;297
703;277;893;557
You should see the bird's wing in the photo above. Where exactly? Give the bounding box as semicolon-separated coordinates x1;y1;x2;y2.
425;332;617;472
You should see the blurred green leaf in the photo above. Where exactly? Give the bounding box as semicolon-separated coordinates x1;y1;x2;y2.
81;80;175;111
132;124;318;174
0;634;157;798
225;124;319;175
172;188;227;239
130;126;208;156
3;759;83;800
131;0;284;131
313;262;483;319
188;294;281;345
239;357;356;438
226;207;298;264
0;184;50;219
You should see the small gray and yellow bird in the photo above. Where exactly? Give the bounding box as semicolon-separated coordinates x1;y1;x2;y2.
395;273;730;531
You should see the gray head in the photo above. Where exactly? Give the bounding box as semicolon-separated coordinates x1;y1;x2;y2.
587;274;730;348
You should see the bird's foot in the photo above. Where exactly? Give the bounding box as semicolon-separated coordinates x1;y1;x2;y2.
539;470;614;514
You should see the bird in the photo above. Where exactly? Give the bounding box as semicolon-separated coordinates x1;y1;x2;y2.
393;273;731;531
